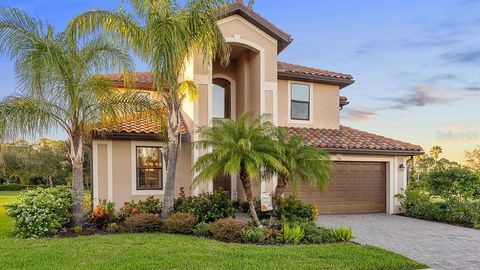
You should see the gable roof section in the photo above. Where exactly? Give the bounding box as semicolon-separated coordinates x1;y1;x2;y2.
284;126;423;156
221;3;293;53
278;62;354;89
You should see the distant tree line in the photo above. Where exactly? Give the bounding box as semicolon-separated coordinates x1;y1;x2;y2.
0;139;90;188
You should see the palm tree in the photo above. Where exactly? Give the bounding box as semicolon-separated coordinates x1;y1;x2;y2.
0;6;156;226
68;0;230;218
193;114;281;226
430;146;443;168
270;128;332;210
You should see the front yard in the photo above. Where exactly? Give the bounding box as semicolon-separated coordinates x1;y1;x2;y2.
0;191;426;270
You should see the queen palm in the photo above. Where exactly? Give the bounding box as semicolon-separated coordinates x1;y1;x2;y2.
193;114;282;226
271;128;332;210
0;6;156;226
68;0;230;218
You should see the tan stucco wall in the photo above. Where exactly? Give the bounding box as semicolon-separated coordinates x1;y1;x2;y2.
277;80;340;129
94;140;192;210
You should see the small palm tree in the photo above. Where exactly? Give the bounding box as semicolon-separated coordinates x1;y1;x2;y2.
270;128;332;210
193;114;281;226
0;6;156;226
68;0;230;218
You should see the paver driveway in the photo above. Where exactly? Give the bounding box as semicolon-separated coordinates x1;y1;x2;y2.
318;214;480;270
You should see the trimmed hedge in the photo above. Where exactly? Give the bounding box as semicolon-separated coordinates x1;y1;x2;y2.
0;183;22;191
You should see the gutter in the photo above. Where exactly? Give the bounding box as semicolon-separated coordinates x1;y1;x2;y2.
321;147;425;156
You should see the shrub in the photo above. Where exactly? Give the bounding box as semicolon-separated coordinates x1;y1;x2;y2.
123;213;162;233
118;196;162;221
242;227;265;243
164;212;197;234
277;197;318;222
281;224;304;244
297;221;336;244
83;194;92;216
209;218;246;243
263;227;281;242
425;167;480;202
6;186;72;238
91;200;116;229
0;183;22;191
240;201;250;213
73;225;82;234
193;222;211;237
107;222;121;233
331;226;353;242
174;188;235;223
401;184;480;227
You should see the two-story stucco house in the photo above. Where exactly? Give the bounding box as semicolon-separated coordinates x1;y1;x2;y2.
91;2;423;215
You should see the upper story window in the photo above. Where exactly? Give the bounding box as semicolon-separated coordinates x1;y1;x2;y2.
212;78;231;119
290;83;311;121
138;91;152;100
136;146;162;190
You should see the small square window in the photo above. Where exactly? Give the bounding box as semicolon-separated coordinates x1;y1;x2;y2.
290;83;310;121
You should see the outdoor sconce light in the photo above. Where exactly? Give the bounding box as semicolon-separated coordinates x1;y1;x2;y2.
399;164;405;170
336;154;343;161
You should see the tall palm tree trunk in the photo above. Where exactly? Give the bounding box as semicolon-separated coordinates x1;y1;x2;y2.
161;105;180;219
240;168;261;227
272;175;288;211
70;132;84;226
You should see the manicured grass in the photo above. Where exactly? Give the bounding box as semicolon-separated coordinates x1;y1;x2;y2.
0;192;426;270
0;191;21;239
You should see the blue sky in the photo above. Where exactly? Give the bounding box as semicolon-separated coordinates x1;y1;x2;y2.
0;0;479;162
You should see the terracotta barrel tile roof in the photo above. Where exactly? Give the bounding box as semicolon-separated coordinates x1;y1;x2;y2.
284;126;423;155
277;61;353;80
94;113;188;137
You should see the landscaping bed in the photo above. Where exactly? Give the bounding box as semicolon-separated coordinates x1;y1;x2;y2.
0;190;426;270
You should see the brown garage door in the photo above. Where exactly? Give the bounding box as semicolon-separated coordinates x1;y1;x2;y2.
285;162;386;214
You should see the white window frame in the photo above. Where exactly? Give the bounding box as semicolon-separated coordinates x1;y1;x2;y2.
131;141;166;196
287;81;313;124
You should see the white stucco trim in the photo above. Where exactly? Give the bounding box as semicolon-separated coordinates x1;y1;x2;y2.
287;81;314;125
92;141;99;207
231;176;238;200
330;154;406;214
264;81;278;125
212;74;237;120
91;140;113;206
107;140;113;202
130;141;166;196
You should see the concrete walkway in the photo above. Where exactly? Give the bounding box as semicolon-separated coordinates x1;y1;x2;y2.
318;214;480;270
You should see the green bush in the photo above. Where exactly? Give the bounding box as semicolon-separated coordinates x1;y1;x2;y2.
6;186;73;238
242;227;265;243
277;197;318;222
331;226;353;242
123;213;163;233
193;222;211;237
297;221;336;244
174;188;236;223
91;200;116;229
281;224;304;244
0;183;22;191
118;196;162;222
209;218;246;243
401;183;480;227
164;212;197;234
425;167;480;202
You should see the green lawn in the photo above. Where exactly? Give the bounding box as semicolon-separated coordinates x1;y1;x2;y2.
0;191;426;270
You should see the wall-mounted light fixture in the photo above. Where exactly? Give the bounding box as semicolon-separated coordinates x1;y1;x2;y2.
399;164;405;170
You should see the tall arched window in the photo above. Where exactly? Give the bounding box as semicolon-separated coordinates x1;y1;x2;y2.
212;78;231;119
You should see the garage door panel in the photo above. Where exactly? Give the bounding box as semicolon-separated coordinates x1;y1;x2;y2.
286;161;386;214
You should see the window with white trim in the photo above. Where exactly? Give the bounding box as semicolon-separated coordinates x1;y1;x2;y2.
136;146;162;190
290;83;310;121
